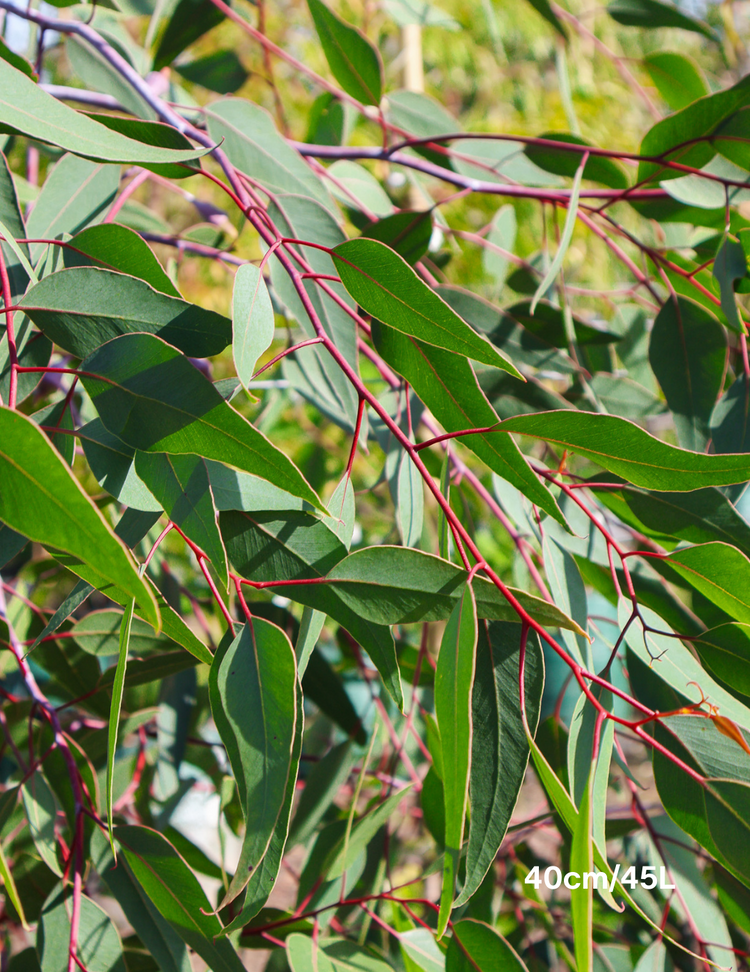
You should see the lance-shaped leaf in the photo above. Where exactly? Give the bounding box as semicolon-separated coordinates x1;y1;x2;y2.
38;885;125;972
496;410;750;489
0;407;158;629
152;0;225;70
542;531;588;665
71;609;176;657
307;0;383;105
222;683;304;933
323;783;414;878
649;297;727;451
446;919;529;972
457;621;544;906
80;419;162;512
608;0;714;37
332;238;517;371
567;689;614;856
91;829;191;972
107;599;134;854
711;374;750;454
325;546;586;633
0;60;212;165
531;154;585;313
232;263;275;390
371;321;565;527
665;542;750;623
643;51;708;111
79;333;323;513
713;235;747;334
693;623;750;697
19;268;231;360
570;766;594;972
209;619;297;906
113;826;247;972
136;452;228;587
220;510;403;709
21;772;62;877
524;133;628;189
436;585;477;937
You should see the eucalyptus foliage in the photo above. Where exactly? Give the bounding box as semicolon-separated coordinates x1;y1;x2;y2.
1;0;750;970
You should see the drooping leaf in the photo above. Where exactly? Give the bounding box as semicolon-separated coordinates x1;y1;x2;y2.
436;584;477;936
152;0;226;71
80;419;163;513
371;321;566;526
113;826;247;972
711;374;750;455
79;333;323;513
307;0;383;105
0;408;159;628
693;623;750;696
209;619;297;905
333;238;519;371
570;765;594;972
107;599;134;853
483;205;516;291
457;621;544;905
0;63;211;164
396;451;424;548
91;829;192;972
21;772;62;877
496;409;750;489
66;35;156;121
232;263;275;390
542;531;588;666
607;0;714;38
323;783;414;877
71;609;174;657
19;268;231;359
713;235;748;334
643;51;708;111
361;211;432;266
220;509;403;709
531;155;585;313
37;885;125;972
64;223;180;296
446;919;528;972
288;740;357;846
649;297;727;452
136;452;228;587
175;50;248;94
206;100;334;211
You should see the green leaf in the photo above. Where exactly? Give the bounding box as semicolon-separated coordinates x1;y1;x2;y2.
716;864;750;936
361;211;432;266
531;154;585;313
496;409;750;489
457;622;544;905
542;531;588;666
0;63;211;165
643;51;708;111
113;826;247;972
483;205;516;291
232;263;275;390
637;74;750;185
79;333;323;513
80;419;163;512
83;113;206;180
289;740;357;846
400;929;445;972
136;452;228;586
175;50;248;94
570;766;594;972
503;300;621;348
396;451;424;548
304;647;366;744
152;0;225;71
634;941;672;972
108;599;134;854
0;408;159;628
26;155;119;261
207;460;306;513
206;100;334;212
525;134;628;189
323;782;414;878
31;400;75;467
567;690;614;856
19;268;231;359
66;35;156;121
607;0;714;37
327;159;392;216
325;546;587;633
307;0;383;105
38;885;125;972
220;510;403;709
71;609;172;657
693;623;750;696
597;482;750;557
666;541;750;623
713;235;747;333
370;321;566;527
0;842;26;930
328;474;356;550
21;772;62;877
446;919;529;972
92;828;191;972
209;618;297;905
333;238;518;371
64;223;179;297
711;374;750;455
436;584;477;936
